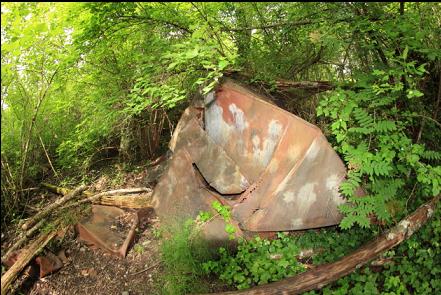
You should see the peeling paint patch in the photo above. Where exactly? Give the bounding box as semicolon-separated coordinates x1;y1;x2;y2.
295;182;318;212
283;191;295;203
205;103;234;145
326;174;345;205
252;120;283;166
291;218;303;228
305;138;320;161
268;120;283;137
262;120;283;166
228;103;249;132
240;176;249;190
326;174;340;191
252;135;261;150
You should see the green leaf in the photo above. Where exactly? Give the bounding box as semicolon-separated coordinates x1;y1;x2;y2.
402;46;409;60
218;59;229;70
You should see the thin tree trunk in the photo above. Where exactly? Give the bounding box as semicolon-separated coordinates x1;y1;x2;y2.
433;72;441;121
38;135;58;178
19;69;58;190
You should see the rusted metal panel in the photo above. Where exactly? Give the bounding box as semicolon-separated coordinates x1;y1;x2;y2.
152;79;347;236
35;251;64;278
173;117;249;194
169;106;203;152
205;86;290;183
75;205;138;258
242;135;346;231
151;148;220;218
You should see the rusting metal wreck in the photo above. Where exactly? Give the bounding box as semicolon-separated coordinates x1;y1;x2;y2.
152;79;348;240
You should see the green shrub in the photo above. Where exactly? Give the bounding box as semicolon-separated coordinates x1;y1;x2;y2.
158;219;217;295
203;233;306;290
317;53;441;229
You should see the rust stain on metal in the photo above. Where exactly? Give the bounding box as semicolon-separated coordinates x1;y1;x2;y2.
152;79;347;237
75;205;138;258
35;251;64;278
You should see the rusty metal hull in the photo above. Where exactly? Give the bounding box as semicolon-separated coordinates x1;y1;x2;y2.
152;80;347;235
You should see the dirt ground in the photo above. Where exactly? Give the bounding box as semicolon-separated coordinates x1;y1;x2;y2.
2;165;168;295
27;212;163;295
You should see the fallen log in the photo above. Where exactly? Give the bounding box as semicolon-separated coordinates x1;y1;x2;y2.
41;182;76;196
60;187;153;209
21;185;87;231
1;230;59;295
41;182;152;197
223;71;364;94
42;183;151;199
93;194;152;208
40;183;153;209
90;187;152;196
209;196;439;295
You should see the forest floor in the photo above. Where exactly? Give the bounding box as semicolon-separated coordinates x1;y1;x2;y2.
1;163;174;295
27;216;162;295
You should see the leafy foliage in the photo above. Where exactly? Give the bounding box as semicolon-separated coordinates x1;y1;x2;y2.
197;201;236;240
304;203;441;295
203;233;305;290
158;218;217;295
317;47;441;229
203;204;440;293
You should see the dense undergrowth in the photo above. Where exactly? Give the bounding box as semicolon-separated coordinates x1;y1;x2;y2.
157;203;440;294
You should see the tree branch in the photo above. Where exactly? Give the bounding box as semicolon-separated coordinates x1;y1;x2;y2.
209;195;439;295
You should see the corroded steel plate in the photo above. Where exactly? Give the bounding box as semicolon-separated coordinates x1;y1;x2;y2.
75;205;138;257
152;79;347;235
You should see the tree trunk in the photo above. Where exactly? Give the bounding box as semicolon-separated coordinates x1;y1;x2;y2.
119;118;135;163
94;194;152;208
58;186;153;209
209;196;439;295
234;5;252;68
